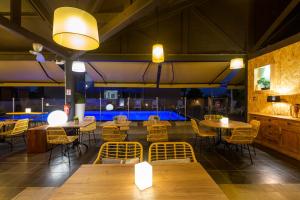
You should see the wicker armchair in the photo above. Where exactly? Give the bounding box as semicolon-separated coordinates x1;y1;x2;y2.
80;121;97;144
93;142;143;164
249;119;261;155
46;127;79;164
222;127;255;164
148;115;160;121
115;115;128;123
147;124;168;142
101;126;127;142
0;119;29;150
148;142;197;163
191;119;216;149
84;116;96;121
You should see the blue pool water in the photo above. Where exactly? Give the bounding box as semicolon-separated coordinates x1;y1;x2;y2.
0;111;186;121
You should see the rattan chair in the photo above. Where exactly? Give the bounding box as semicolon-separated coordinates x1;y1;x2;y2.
204;114;223;120
101;126;127;142
222;127;255;164
0;119;29;150
115;115;128;123
46;127;79;164
80;121;97;144
147;124;168;142
84;116;96;121
148;142;197;163
191;119;216;149
93;142;143;164
249;119;261;155
148;115;160;121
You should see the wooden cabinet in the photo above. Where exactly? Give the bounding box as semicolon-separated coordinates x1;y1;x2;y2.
249;113;300;160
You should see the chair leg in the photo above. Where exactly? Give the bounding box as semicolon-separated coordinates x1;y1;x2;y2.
67;145;71;165
22;134;26;144
48;146;53;164
252;143;256;156
240;145;243;155
247;144;253;164
93;132;96;143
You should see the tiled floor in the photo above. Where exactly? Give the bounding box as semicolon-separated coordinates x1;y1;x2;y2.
1;125;300;199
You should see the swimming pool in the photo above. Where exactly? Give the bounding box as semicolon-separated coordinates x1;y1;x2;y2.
0;110;186;121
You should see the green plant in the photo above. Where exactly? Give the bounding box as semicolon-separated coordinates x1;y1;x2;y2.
74;116;79;120
75;92;85;104
257;77;270;89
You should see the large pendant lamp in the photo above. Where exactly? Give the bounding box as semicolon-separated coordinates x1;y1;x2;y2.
230;58;244;69
53;7;99;51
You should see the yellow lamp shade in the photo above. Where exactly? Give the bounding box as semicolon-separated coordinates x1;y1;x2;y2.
53;7;99;51
135;161;152;190
152;44;164;63
230;58;244;69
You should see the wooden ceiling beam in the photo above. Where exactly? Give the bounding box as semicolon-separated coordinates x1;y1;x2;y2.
99;0;157;43
192;7;243;51
10;0;21;26
0;15;70;58
28;0;53;28
88;0;105;13
251;0;300;51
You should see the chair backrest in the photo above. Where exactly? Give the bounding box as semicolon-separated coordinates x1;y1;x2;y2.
84;116;96;121
190;119;200;134
148;115;160;121
148;142;197;163
94;142;143;164
115;115;127;123
148;124;167;135
46;127;68;143
204;114;223;120
101;126;125;142
228;128;254;144
12;119;29;135
249;120;260;138
81;121;97;132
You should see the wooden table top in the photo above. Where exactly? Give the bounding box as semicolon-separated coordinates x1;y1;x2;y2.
143;121;172;127
28;120;94;131
100;121;132;127
6;112;46;115
200;119;251;129
49;163;228;200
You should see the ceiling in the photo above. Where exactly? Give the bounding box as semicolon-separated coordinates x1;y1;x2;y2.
0;60;244;88
0;0;299;88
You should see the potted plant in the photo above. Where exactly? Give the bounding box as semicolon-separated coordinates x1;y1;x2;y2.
257;78;270;90
75;92;85;122
74;116;79;124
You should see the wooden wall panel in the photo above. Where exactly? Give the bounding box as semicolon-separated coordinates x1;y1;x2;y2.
248;41;300;116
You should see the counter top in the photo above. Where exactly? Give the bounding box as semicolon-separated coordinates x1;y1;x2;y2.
249;112;300;122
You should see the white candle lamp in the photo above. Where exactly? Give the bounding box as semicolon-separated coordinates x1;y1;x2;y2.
135;161;152;191
25;108;31;113
220;117;229;125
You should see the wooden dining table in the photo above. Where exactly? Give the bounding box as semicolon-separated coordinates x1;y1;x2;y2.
49;163;228;200
200;119;251;129
200;119;252;145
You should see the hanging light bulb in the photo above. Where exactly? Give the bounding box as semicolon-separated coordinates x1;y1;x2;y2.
53;7;99;50
230;58;244;69
152;44;164;63
72;61;86;72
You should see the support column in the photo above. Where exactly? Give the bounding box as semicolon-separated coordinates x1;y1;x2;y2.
65;60;75;120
